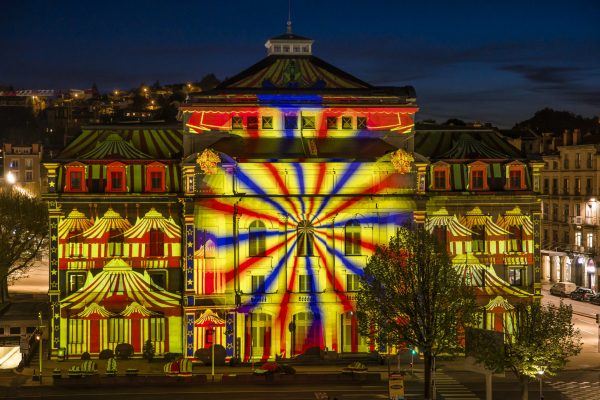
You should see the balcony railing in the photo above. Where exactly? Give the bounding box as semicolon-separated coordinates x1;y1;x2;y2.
570;216;599;225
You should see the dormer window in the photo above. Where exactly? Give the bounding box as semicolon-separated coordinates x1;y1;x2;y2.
106;162;127;192
506;163;526;190
468;162;489;191
65;164;86;192
145;162;166;193
431;163;451;191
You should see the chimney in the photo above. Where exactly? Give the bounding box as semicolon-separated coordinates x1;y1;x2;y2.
573;129;581;145
562;129;571;146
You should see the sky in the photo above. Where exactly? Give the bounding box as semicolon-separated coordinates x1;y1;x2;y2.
1;0;599;127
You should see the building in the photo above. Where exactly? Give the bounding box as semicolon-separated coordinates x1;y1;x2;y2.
540;129;599;288
43;29;541;360
2;143;44;196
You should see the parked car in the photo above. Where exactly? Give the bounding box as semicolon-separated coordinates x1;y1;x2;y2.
590;294;600;305
549;281;577;297
569;287;596;301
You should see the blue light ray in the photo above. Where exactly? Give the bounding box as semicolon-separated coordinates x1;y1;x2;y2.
292;163;306;216
311;162;362;223
314;234;364;275
313;212;413;229
236;169;290;217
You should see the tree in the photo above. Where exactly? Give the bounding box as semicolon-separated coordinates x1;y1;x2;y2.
143;339;155;362
468;301;581;400
0;185;48;303
357;226;479;399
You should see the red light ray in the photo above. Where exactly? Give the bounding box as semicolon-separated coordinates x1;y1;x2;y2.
307;163;327;218
203;198;288;226
276;256;299;354
263;163;301;220
313;228;376;253
313;240;354;312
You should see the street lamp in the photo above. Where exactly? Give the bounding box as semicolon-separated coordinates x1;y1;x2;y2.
537;367;545;400
37;312;45;383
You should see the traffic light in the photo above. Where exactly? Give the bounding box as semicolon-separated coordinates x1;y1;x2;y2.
410;348;417;355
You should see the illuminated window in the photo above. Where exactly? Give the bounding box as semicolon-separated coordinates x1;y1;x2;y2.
563;178;569;194
262;116;273;129
469;162;488;191
575;153;581;168
249;220;266;257
299;274;311;292
575;231;582;246
301;116;315;129
232;116;243;129
69;171;83;191
247;116;258;129
575;178;581;194
9;159;19;169
357;117;367;129
326;117;337;129
106;163;127;192
346;274;360;292
587;153;593;168
341;116;353;129
472;225;486;252
68;319;84;344
508;268;522;286
149;318;164;341
285;115;298;129
68;272;86;294
297;220;314;256
108;229;123;257
146;163;166;192
251;275;265;293
344;220;361;255
472;170;484;190
148;228;164;257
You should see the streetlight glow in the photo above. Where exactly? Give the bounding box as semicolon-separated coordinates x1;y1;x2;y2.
6;171;16;184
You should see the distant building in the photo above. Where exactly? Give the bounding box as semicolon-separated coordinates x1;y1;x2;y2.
2;143;44;196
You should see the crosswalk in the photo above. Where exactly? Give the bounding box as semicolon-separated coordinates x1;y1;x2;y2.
413;371;480;400
547;380;600;400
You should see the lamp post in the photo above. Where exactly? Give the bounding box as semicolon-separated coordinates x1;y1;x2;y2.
37;312;45;383
537;367;545;400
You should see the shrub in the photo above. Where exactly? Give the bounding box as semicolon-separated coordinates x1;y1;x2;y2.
81;352;91;360
99;349;114;360
115;343;134;360
163;352;183;362
143;339;155;362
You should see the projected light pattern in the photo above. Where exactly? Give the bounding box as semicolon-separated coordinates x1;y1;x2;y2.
193;160;413;359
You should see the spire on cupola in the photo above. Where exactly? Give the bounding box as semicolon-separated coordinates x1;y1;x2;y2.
264;5;314;56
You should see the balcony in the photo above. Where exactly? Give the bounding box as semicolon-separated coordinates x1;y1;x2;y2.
570;216;599;225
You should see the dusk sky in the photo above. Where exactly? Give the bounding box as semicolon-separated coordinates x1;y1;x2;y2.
1;0;599;127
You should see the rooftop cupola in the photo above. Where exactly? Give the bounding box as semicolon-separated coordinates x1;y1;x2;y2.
264;20;314;56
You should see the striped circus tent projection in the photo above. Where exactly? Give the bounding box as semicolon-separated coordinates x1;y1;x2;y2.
459;207;510;255
484;296;516;333
60;258;181;357
425;207;473;255
452;254;531;299
83;208;132;266
78;133;153;160
496;206;534;254
194;309;226;358
58;208;94;269
123;208;181;268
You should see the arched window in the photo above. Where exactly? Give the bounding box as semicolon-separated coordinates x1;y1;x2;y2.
108;229;123;257
345;220;361;255
297;220;314;256
148;228;164;257
249;220;266;257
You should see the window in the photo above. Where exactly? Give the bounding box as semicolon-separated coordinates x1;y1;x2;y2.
344;220;361;255
508;268;523;286
341;116;352;129
148;228;164;257
0;327;4;335
249;220;266;257
69;171;83;191
9;159;19;169
575;153;581;168
552;204;558;222
563;156;569;169
299;274;311;292
552;178;558;194
301;116;315;129
553;230;558;245
10;327;21;335
553;161;558;169
543;178;549;194
261;116;273;129
472;170;484;190
563;178;569;195
508;226;523;252
108;319;123;343
146;163;166;192
575;231;582;246
232;116;243;129
110;171;123;190
25;158;33;169
576;203;581;216
148;271;166;290
509;170;522;189
108;229;123;256
586;178;593;195
587;233;594;248
472;225;486;252
357;117;367;129
151;172;162;189
69;319;84;344
26;327;36;334
297;220;314;256
68;273;86;293
284;115;298;129
563;205;569;223
251;275;265;293
346;274;360;292
575;178;581;195
149;318;164;341
434;170;446;190
247;116;258;129
67;230;83;257
587;153;593;168
326;117;337;129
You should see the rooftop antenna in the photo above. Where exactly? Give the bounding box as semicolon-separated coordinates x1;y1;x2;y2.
287;0;292;33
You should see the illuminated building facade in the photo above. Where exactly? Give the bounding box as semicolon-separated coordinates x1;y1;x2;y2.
44;30;542;360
